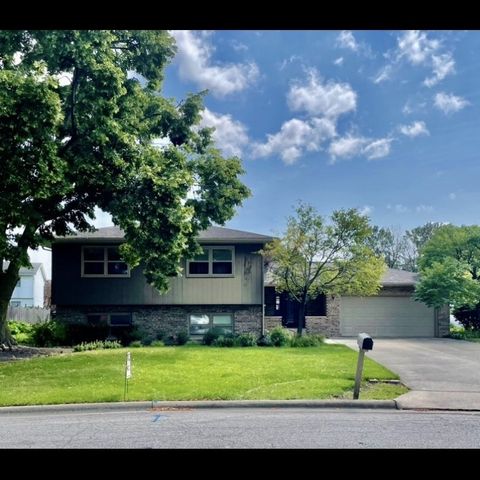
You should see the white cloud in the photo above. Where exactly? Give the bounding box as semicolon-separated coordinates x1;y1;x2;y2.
376;31;455;88
359;205;373;216
279;55;301;71
416;204;434;213
399;121;429;138
449;192;456;200
200;108;249;157
170;30;259;98
336;31;374;58
287;69;357;118
334;57;344;66
387;204;408;213
397;30;440;65
231;40;248;52
373;65;392;84
328;135;366;162
337;31;358;51
252;117;336;165
363;138;393;160
329;135;393;163
424;53;455;87
434;92;469;114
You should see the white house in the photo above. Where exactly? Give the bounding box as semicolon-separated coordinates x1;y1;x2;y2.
4;262;47;307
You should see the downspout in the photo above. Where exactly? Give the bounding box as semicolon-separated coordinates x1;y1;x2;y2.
261;256;265;336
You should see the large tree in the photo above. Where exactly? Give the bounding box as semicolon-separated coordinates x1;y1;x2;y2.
366;226;408;270
0;30;250;349
415;225;480;310
263;204;385;336
404;222;444;271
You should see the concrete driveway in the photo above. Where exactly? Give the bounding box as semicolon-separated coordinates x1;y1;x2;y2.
332;338;480;410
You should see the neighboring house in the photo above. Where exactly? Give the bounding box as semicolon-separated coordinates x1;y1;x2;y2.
3;262;47;307
52;226;273;340
265;268;450;338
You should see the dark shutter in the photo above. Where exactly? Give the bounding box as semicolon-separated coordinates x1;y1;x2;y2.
306;294;327;316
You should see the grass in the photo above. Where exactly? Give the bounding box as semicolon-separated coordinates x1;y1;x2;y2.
0;344;407;406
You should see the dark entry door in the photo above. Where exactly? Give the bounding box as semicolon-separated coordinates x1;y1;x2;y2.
282;295;305;328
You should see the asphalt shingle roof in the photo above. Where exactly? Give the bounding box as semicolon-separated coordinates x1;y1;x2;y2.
54;225;273;243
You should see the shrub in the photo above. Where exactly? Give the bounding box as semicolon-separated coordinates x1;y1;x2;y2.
73;340;122;352
452;305;480;330
202;327;225;346
150;340;164;347
164;330;190;346
212;334;236;347
257;333;273;347
129;340;143;348
176;330;189;345
290;334;325;347
31;321;67;347
236;332;258;347
269;326;292;347
8;321;35;345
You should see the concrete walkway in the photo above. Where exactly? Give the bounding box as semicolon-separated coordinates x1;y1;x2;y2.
331;337;480;411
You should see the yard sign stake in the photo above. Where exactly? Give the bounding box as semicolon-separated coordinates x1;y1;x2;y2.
124;351;132;401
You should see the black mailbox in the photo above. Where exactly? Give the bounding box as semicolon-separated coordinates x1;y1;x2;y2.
357;333;373;351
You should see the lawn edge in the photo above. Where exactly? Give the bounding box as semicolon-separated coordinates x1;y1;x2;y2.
0;399;396;414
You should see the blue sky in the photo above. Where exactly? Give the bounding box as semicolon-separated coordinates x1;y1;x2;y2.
97;30;480;238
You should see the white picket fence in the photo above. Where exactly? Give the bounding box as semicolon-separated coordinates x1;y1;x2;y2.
7;306;50;323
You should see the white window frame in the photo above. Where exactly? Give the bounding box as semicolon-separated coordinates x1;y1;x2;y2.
186;246;235;278
189;313;234;336
81;245;131;278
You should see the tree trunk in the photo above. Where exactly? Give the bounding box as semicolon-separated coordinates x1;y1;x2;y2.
0;264;21;350
297;300;306;336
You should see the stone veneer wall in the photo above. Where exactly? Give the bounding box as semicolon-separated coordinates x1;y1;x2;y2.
436;304;450;338
55;305;262;339
305;295;340;337
264;316;282;331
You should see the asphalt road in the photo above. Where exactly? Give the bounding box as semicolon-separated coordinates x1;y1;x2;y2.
1;408;480;448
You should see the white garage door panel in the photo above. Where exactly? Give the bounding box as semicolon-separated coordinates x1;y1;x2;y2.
340;296;435;337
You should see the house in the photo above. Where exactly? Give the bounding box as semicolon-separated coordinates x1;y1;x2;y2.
264;268;450;338
51;226;273;340
3;262;47;307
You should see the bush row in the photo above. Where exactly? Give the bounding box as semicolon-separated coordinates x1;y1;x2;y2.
203;326;324;348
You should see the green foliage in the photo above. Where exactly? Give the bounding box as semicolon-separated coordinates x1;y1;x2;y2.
256;333;273;347
150;340;164;347
8;321;35;345
416;225;480;309
202;327;225;345
263;203;385;334
290;334;325;347
73;340;122;352
212;334;236;347
269;326;293;347
366;226;409;270
235;332;258;347
164;330;189;346
449;324;480;341
31;321;67;347
0;30;250;344
129;340;143;348
452;306;480;331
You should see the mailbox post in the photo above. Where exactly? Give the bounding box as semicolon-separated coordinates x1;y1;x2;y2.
353;333;374;400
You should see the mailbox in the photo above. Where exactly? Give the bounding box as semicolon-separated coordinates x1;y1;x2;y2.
357;332;373;351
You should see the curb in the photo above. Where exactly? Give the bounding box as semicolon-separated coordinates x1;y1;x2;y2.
0;399;397;414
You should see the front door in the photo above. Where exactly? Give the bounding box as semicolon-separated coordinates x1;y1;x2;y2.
281;295;304;328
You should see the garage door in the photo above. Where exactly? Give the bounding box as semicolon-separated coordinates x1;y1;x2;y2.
340;296;435;337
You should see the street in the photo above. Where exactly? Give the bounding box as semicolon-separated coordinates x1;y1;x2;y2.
1;408;480;448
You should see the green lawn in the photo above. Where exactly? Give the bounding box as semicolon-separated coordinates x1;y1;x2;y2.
0;345;407;406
